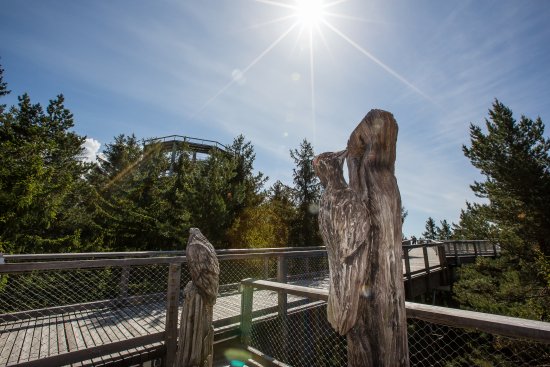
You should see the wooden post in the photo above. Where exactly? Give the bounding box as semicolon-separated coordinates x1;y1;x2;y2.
492;242;498;257
263;257;269;279
277;255;288;316
240;281;254;345
174;228;220;367
422;246;431;295
403;249;413;299
453;242;459;265
437;244;449;285
165;263;182;367
118;266;130;304
314;110;409;366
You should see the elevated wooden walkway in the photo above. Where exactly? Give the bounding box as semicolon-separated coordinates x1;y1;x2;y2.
0;242;499;366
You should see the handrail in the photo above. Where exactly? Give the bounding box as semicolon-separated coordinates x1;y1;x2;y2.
0;250;328;273
143;135;228;151
3;240;492;262
240;279;550;344
3;246;327;262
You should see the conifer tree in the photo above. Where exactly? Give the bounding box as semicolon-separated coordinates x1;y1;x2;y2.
422;217;437;240
453;100;550;321
289;139;322;247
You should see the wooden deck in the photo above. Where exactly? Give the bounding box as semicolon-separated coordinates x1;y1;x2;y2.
0;247;440;366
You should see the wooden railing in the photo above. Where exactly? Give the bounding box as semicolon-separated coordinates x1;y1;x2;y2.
0;247;328;367
240;279;550;366
0;241;501;366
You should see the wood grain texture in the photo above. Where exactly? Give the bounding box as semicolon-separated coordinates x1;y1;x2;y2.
314;110;409;366
174;228;219;367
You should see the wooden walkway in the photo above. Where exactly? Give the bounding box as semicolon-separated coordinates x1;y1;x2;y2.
0;247;440;366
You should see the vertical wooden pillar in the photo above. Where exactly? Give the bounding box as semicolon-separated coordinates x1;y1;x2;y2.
263;257;270;279
422;246;431;294
277;255;288;316
165;263;182;367
276;255;288;361
240;281;254;345
118;266;130;304
404;249;413;299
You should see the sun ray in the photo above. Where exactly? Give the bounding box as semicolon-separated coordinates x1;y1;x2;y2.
253;0;295;10
324;12;390;25
323;0;349;9
309;26;317;143
322;19;434;103
242;14;296;31
193;22;300;117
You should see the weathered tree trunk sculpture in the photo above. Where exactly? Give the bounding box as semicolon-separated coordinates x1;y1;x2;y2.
174;228;220;367
313;110;409;367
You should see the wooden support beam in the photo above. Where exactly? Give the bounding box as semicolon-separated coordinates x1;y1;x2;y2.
240;280;254;345
165;263;182;367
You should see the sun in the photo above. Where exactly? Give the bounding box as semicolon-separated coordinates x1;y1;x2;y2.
293;0;326;29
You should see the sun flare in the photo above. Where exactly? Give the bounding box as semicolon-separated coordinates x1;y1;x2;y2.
293;0;326;28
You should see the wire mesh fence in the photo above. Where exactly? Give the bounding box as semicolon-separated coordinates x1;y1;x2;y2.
245;284;550;367
0;250;329;366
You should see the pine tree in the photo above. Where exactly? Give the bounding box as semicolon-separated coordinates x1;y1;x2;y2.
453;100;550;321
0;91;90;253
437;219;452;240
462;99;550;255
289;139;322;247
422;217;437;240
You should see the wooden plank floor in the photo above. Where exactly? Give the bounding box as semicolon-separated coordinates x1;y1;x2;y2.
0;247;440;366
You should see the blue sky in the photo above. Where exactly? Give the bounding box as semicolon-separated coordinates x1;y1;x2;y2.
1;0;549;237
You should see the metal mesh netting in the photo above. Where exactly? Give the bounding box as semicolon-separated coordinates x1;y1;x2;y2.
247;290;550;367
408;318;550;366
0;264;171;366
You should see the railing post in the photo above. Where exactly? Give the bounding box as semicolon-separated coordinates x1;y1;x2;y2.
263;257;269;279
422;246;431;294
453;242;459;266
492;242;498;257
165;263;182;367
403;248;413;299
277;255;288;316
118;266;130;305
473;241;478;257
240;280;254;345
437;244;449;285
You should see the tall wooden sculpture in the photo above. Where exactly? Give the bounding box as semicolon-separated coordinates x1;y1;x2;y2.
313;110;409;366
174;228;220;367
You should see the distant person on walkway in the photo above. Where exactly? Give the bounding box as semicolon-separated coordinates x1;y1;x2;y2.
411;235;417;244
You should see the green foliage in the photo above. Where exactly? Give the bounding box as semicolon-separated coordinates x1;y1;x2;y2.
454;256;547;320
289;139;322;247
0;62;327;253
438;219;452;240
453;100;550;321
462;99;550;256
0;86;92;253
422;217;437;239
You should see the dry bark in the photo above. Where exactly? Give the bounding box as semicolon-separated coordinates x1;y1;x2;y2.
314;109;409;367
174;228;220;367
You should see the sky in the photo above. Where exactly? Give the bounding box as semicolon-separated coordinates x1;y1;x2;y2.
1;0;549;237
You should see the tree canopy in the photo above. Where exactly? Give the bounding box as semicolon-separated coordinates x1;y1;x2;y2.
453;100;550;321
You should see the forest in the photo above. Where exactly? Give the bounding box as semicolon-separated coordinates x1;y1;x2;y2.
0;62;548;323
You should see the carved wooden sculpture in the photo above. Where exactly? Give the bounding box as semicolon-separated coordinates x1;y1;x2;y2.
313;110;409;367
174;228;220;367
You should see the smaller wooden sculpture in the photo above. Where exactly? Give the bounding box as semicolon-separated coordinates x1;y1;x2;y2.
174;228;220;367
